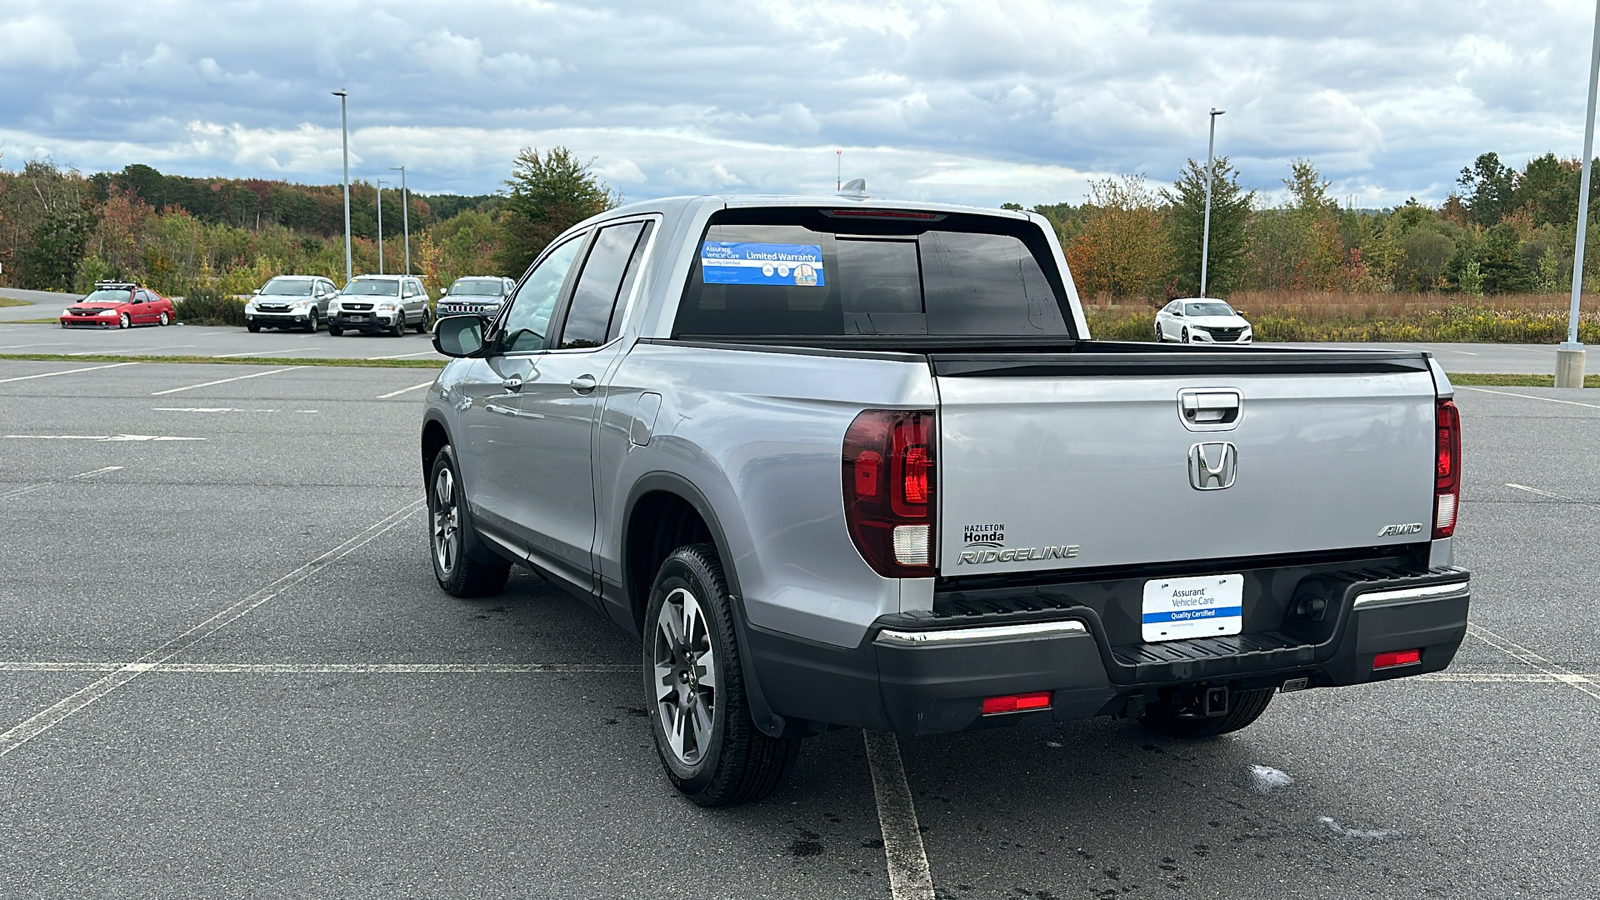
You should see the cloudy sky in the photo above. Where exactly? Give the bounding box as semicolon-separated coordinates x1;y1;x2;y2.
1;0;1595;209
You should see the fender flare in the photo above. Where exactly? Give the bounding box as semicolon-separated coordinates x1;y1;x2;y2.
623;471;786;739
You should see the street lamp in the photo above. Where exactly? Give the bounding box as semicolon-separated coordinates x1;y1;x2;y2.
375;177;386;275
1558;0;1600;388
333;90;351;285
391;165;410;275
1200;108;1225;298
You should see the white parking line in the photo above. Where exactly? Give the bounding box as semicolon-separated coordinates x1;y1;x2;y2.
367;350;439;360
152;407;279;413
377;381;434;399
1462;386;1600;410
0;342;68;350
1417;672;1600;683
0;499;424;760
0;465;124;500
151;366;302;395
68;345;193;356
1;434;204;442
0;362;137;384
0;662;633;674
1467;623;1600;702
864;731;935;900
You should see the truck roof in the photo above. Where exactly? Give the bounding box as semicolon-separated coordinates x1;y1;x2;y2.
594;194;1037;225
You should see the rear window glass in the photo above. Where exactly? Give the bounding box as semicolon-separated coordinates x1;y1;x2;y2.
674;210;1073;338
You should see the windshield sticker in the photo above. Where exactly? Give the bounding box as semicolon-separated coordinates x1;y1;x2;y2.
701;242;826;287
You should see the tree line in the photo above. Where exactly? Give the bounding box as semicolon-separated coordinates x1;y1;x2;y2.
4;145;1594;303
1027;150;1600;303
0;148;613;297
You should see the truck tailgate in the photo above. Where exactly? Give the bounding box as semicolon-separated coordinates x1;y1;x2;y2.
933;350;1440;575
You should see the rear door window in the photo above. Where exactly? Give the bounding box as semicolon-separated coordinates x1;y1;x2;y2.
674;210;1073;338
556;221;648;350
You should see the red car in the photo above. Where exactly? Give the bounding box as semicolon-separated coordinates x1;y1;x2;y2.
60;282;176;329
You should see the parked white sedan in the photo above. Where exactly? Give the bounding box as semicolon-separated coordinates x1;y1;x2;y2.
1154;298;1253;344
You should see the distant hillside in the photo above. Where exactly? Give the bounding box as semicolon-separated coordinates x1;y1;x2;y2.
87;164;499;239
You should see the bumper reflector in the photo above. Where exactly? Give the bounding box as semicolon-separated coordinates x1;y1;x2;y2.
1373;648;1422;670
981;691;1052;715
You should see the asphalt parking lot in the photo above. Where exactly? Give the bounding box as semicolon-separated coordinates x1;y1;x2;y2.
1;358;1598;899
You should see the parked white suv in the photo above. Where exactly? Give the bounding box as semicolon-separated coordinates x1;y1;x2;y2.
328;275;432;336
245;275;338;333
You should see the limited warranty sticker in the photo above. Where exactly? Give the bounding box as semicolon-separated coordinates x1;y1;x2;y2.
1141;574;1244;643
701;241;826;287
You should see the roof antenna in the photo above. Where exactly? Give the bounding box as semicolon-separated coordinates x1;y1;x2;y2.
838;178;868;199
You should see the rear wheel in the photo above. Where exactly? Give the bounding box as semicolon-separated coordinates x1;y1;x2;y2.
1139;687;1275;739
428;446;510;598
645;544;800;807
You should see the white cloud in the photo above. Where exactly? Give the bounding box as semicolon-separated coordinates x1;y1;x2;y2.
2;0;1599;210
0;15;81;71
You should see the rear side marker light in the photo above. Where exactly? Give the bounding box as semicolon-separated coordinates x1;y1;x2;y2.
982;692;1053;715
1373;649;1422;670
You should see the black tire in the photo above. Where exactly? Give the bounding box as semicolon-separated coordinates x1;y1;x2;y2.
306;310;320;333
415;308;431;334
1180;327;1190;344
327;322;343;336
644;544;800;807
119;313;131;329
246;322;260;333
1139;687;1275;739
391;313;406;337
158;311;171;326
428;446;511;598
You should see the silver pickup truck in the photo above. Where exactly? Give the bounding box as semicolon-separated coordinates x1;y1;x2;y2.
420;196;1469;807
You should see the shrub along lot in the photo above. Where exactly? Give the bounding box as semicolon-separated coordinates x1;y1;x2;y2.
1086;290;1600;343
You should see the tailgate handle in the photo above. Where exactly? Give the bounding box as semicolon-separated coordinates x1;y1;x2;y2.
1180;390;1241;426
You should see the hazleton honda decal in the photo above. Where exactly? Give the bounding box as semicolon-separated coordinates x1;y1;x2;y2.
957;545;1079;565
962;523;1006;547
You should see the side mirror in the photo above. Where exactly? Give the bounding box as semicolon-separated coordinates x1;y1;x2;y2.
252;289;261;295
434;314;490;358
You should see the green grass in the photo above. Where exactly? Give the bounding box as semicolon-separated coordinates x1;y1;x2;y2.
1447;373;1600;388
1085;305;1600;344
0;298;32;308
0;353;446;369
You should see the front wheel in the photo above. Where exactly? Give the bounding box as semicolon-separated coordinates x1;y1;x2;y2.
414;308;431;334
158;311;171;326
428;446;510;597
391;314;406;337
327;322;344;336
246;322;260;333
645;544;800;807
1180;327;1190;344
1139;687;1275;739
306;310;319;333
119;313;131;329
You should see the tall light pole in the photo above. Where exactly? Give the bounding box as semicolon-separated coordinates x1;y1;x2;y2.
1558;0;1600;388
1199;108;1225;298
391;165;410;275
333;90;351;285
375;177;385;275
836;150;842;192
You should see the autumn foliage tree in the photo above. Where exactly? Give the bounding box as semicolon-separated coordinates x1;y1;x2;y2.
1065;175;1169;301
493;147;617;278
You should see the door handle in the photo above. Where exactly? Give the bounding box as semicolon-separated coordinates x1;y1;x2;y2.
502;374;523;392
570;374;597;394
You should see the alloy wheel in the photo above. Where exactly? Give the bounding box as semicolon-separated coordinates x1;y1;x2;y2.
653;587;718;766
431;466;460;575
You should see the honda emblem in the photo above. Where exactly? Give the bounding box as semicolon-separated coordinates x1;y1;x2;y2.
1188;442;1238;491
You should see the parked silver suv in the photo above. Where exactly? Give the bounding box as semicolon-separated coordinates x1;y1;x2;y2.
437;276;515;319
245;275;338;332
328;274;432;336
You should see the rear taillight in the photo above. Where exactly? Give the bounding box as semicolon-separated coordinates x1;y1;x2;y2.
843;409;936;577
1433;399;1461;539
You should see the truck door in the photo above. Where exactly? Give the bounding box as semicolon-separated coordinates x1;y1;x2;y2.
505;220;651;592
